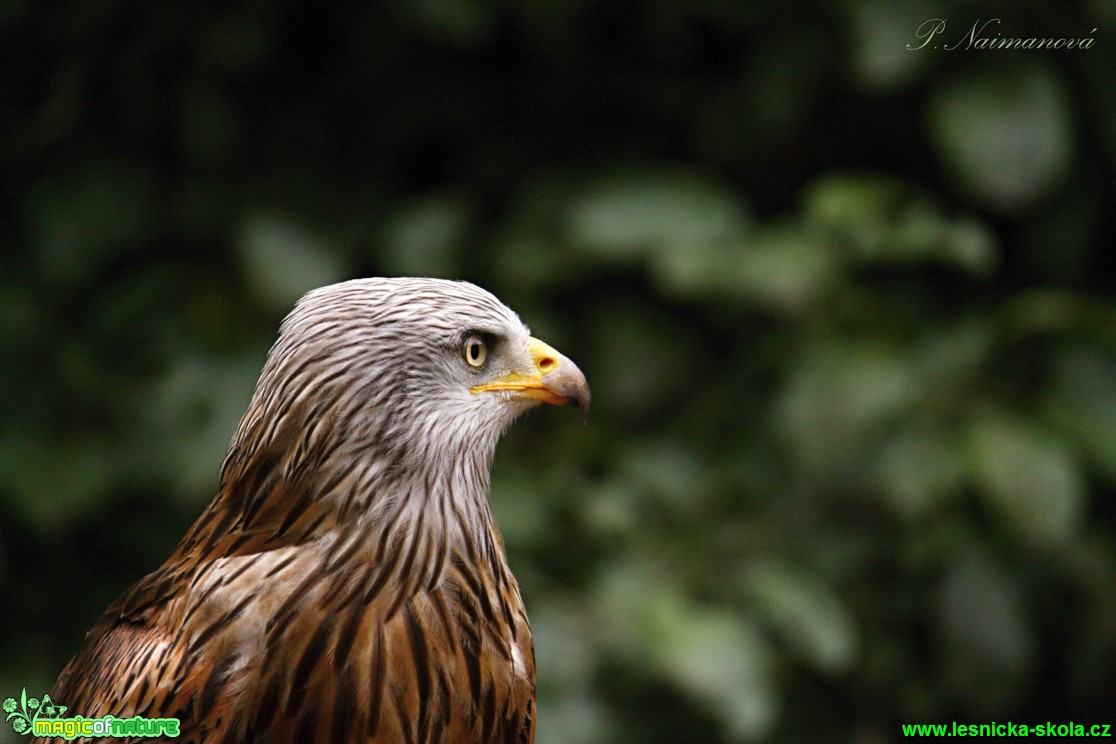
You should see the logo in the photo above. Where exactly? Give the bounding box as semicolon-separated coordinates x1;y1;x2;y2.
3;689;180;740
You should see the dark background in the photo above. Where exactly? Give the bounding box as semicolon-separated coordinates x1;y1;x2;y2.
3;1;1116;742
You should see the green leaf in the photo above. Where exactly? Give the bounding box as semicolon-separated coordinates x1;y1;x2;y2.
803;173;998;276
140;353;264;501
874;427;965;521
732;228;837;312
618;439;706;512
527;600;620;741
490;229;582;290
378;192;469;277
802;173;903;240
940;216;999;277
533;691;615;744
968;412;1085;546
929;61;1073;210
488;466;550;545
0;435;120;530
848;0;937;90
593;562;777;740
237;213;347;310
743;560;859;674
655;608;776;742
777;343;920;476
937;552;1035;704
567;168;749;261
1045;349;1116;481
652;227;838;312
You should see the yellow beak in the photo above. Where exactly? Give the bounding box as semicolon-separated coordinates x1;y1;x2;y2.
471;337;591;424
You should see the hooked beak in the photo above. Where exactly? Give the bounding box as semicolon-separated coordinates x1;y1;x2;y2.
470;337;591;425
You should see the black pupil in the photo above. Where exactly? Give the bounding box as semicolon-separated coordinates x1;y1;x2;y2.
469;339;483;362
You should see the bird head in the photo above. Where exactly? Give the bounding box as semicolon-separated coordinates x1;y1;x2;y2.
234;278;590;488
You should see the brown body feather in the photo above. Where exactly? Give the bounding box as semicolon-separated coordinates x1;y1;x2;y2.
39;279;589;744
46;470;535;743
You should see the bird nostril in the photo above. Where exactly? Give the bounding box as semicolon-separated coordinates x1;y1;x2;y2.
538;356;556;373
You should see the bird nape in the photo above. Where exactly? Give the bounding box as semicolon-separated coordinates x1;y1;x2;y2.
41;278;590;744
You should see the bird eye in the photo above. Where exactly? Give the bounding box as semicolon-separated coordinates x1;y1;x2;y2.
463;334;488;368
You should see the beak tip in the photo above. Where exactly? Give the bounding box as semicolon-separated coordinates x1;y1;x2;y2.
571;379;590;426
526;337;591;425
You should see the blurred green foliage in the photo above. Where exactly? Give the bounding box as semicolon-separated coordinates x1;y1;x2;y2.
3;1;1116;742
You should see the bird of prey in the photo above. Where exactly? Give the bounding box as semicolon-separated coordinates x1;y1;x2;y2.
41;278;590;744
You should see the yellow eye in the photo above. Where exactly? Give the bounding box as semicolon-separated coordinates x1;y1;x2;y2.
463;334;487;367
